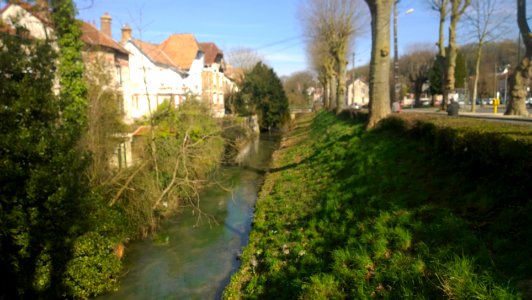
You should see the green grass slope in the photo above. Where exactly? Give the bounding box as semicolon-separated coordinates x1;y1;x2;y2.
224;112;532;299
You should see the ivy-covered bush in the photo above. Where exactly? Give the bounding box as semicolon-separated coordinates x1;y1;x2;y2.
64;232;122;299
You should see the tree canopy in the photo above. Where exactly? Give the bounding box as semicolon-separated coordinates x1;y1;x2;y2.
238;62;290;130
0;0;94;297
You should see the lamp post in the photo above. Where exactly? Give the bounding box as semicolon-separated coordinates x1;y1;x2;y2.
392;1;414;104
504;64;510;104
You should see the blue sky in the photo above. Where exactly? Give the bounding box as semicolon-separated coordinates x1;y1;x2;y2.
73;0;519;77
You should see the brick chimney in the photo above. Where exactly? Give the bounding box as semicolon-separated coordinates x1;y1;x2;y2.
100;12;112;37
121;24;132;45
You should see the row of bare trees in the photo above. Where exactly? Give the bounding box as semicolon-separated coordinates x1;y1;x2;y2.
300;0;367;115
300;0;530;127
421;0;529;115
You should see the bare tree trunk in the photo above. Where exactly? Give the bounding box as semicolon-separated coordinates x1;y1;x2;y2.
336;58;347;114
437;1;448;58
365;0;393;128
444;0;470;109
330;75;338;111
414;78;424;106
437;0;448;110
471;43;482;112
323;79;331;109
505;0;531;116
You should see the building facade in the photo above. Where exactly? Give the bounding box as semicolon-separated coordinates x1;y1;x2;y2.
199;42;226;117
346;79;369;106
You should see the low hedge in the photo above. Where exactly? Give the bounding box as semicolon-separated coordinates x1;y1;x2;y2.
377;114;532;280
378;114;532;207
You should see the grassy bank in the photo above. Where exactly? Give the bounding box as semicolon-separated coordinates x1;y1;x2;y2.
224;111;532;299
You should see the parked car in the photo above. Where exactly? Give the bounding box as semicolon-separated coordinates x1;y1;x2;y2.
526;97;532;108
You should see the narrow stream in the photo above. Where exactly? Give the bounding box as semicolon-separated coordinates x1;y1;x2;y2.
98;133;279;300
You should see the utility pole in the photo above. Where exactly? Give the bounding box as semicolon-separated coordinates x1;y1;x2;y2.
494;63;497;100
518;34;521;64
393;0;399;104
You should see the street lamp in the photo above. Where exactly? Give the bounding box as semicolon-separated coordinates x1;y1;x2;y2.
392;1;414;104
504;64;510;104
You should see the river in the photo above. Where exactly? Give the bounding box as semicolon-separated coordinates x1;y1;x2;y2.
97;133;279;300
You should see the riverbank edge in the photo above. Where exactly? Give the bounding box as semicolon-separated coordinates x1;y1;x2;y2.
223;112;317;298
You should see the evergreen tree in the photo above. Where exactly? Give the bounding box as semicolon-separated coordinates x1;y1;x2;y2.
0;0;92;297
0;25;58;299
238;62;290;130
429;53;467;94
454;51;467;89
429;55;444;96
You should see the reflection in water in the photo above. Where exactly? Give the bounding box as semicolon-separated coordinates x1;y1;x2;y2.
97;134;279;300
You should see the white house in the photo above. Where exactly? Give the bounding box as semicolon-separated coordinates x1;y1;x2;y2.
1;5;129;103
1;4;136;168
346;79;369;106
0;1;52;40
122;37;186;121
121;28;204;121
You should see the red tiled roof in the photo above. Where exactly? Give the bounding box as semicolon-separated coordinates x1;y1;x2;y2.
132;125;151;137
80;21;128;55
131;38;177;69
132;33;202;71
158;34;200;70
199;42;223;66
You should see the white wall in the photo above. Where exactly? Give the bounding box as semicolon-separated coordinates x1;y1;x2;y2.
184;52;204;96
124;41;186;121
347;80;369;105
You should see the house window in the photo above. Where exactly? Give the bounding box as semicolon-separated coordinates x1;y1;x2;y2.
115;64;122;86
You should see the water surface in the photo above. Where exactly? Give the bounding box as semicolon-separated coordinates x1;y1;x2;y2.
98;134;279;300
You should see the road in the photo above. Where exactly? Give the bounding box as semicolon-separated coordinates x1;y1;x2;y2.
402;105;532;125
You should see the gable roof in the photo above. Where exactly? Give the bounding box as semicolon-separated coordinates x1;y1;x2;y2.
131;38;178;70
158;34;200;71
198;42;223;66
80;21;128;55
130;33;202;72
0;2;52;26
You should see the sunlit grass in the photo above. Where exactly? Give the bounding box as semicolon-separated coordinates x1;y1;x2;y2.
225;111;527;299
